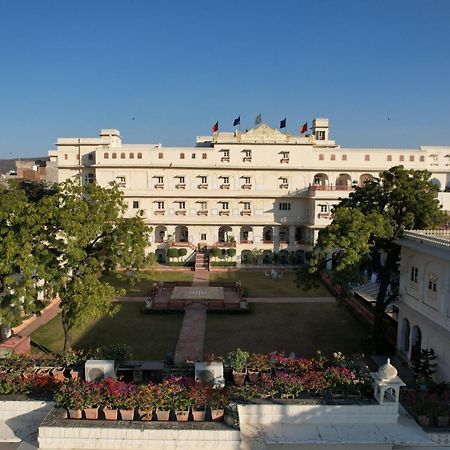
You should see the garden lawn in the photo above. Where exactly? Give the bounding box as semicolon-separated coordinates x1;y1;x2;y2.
205;303;369;357
100;270;194;297
209;271;331;297
31;302;183;359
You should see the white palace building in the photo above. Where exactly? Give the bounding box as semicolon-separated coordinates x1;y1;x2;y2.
48;118;450;263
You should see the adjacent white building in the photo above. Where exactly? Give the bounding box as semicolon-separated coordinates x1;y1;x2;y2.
396;230;450;381
48;119;450;263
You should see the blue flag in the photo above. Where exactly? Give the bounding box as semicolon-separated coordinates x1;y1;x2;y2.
233;116;240;126
280;118;286;129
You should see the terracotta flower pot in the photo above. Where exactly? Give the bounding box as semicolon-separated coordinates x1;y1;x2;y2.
67;409;82;419
192;409;206;422
155;409;170;421
211;408;224;422
84;408;99;420
232;370;246;386
69;369;79;380
103;408;118;420
51;368;66;382
175;410;189;422
120;409;135;421
138;409;153;421
247;370;260;384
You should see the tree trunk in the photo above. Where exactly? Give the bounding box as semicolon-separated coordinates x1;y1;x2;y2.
61;311;72;351
371;266;390;353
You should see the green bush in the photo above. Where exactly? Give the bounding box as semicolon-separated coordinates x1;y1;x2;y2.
93;343;133;363
168;261;194;267
210;261;236;266
167;248;179;260
210;247;221;259
177;248;187;259
227;248;236;259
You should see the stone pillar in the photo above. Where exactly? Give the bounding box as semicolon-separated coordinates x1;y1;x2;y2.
273;226;280;244
289;225;296;246
253;226;264;244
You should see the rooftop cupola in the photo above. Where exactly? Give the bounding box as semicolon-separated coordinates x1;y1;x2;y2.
312;118;329;141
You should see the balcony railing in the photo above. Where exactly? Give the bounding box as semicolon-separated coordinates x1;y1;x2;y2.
176;210;187;215
154;183;164;189
309;184;353;191
279;183;289;189
220;184;230;189
280;158;289;163
243;157;252;162
219;210;230;216
318;212;331;218
213;241;236;247
240;210;252;216
175;183;186;189
221;156;230;162
240;240;253;244
197;210;208;216
198;183;208;189
263;240;273;244
241;184;252;189
154;210;165;215
117;182;126;188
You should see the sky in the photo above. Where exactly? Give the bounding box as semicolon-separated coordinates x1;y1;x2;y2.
1;0;450;158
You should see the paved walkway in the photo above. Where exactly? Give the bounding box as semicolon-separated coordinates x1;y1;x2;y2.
246;296;335;303
12;299;61;337
173;270;209;364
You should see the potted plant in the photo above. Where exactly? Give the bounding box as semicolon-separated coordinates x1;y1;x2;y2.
117;384;139;421
227;348;249;386
54;380;88;419
208;388;230;422
83;382;103;420
190;386;210;422
135;384;157;421
247;353;270;384
101;379;137;421
171;384;191;422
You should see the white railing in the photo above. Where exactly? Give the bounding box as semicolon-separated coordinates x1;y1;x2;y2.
403;230;450;248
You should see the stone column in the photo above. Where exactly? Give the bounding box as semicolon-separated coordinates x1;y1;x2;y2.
289;225;296;246
253;225;264;244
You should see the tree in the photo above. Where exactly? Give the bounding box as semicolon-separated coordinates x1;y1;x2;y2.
227;248;236;261
167;248;179;261
304;166;446;352
41;180;151;350
177;248;187;262
210;247;221;260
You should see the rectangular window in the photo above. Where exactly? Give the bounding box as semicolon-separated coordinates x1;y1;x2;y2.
420;155;425;162
157;201;165;210
279;202;291;211
319;154;324;161
399;155;404;162
243;177;251;185
88;153;93;160
320;204;328;213
342;154;347;161
199;201;207;210
387;155;392;161
201;233;207;241
223;150;230;157
178;176;185;184
200;176;207;184
180;153;185;159
133;201;139;209
178;201;186;210
316;131;325;140
428;274;437;292
410;266;418;283
222;202;229;210
202;153;207;159
410;155;415;162
280;177;288;185
243;202;251;210
117;176;126;183
330;154;335;161
365;154;370;161
192;153;196;159
156;176;164;184
64;154;68;160
222;176;229;184
244;150;251;158
158;152;163;159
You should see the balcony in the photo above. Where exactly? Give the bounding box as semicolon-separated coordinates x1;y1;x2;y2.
117;182;126;188
243;157;252;162
263;240;273;244
176;210;187;216
240;240;253;244
220;184;230;189
221;156;230;162
198;183;208;189
154;183;164;189
197;210;208;216
318;212;331;218
175;183;186;189
279;183;289;189
309;184;353;192
241;184;252;189
240;210;252;216
219;210;230;216
280;158;290;164
154;210;165;215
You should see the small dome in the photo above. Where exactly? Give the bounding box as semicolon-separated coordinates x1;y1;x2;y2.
377;358;398;381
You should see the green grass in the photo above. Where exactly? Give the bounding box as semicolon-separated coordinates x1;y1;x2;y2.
209;271;332;297
204;303;369;358
100;270;194;297
31;302;183;359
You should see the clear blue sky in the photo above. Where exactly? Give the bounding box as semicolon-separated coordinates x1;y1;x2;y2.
1;0;450;158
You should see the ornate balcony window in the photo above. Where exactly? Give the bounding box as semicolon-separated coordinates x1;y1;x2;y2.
176;210;186;216
219;210;230;216
176;183;186;189
154;183;164;189
154;210;165;215
220;183;230;189
240;210;252;216
197;210;208;216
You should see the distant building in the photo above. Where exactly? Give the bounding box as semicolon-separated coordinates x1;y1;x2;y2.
48;119;450;263
396;230;450;381
14;158;58;183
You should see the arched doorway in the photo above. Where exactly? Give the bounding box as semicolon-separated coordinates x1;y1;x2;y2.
155;248;166;264
279;249;289;264
218;226;233;242
359;173;374;187
336;173;351;189
411;325;422;364
279;226;289;243
313;173;329;187
240;226;253;243
430;178;441;191
175;225;188;242
155;225;167;243
241;250;252;264
262;250;273;264
263;226;273;242
401;318;411;353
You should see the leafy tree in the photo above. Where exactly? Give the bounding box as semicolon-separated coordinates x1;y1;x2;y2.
210;247;221;260
167;248;179;261
303;166;446;352
227;248;236;260
250;248;262;265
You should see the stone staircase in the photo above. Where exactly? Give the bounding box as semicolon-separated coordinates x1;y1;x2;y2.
195;250;209;271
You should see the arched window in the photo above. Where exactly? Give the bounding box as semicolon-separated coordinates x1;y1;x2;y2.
137;153;143;159
104;153;109;159
121;153;126;159
112;153;117;159
129;153;134;159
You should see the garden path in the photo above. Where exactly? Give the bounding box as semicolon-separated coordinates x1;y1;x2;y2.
173;270;209;364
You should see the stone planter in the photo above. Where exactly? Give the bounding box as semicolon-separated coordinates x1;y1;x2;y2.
232;370;246;386
437;415;449;427
138;409;153;421
192;408;206;422
84;408;99;420
103;408;118;421
67;409;82;419
211;408;224;422
247;370;260;384
175;410;189;422
119;409;135;421
155;409;170;421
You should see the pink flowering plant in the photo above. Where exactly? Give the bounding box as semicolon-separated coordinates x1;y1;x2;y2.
100;378;138;409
